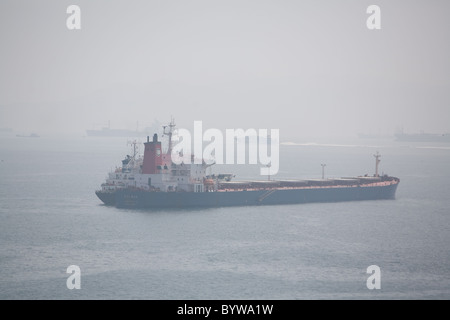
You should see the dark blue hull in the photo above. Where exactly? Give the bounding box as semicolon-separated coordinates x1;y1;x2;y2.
95;190;116;206
110;180;399;209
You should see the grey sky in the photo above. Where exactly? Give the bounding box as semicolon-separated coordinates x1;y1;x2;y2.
1;0;449;139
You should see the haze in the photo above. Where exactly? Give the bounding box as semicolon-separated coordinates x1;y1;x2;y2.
1;0;449;140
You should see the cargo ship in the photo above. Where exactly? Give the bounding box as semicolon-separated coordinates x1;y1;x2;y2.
16;133;39;138
95;120;399;209
86;120;162;137
395;132;450;143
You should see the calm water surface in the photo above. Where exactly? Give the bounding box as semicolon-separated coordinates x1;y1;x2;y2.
0;135;449;299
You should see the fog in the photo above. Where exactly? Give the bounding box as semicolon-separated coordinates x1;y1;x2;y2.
1;0;449;140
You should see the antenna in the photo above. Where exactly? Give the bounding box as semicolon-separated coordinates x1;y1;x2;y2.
127;139;138;159
374;151;381;177
205;160;215;177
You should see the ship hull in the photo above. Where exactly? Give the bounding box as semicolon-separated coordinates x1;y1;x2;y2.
110;179;399;209
95;190;116;206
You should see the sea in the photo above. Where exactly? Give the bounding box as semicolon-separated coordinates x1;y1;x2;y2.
0;134;449;300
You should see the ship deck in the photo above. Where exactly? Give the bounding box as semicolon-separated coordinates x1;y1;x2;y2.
216;178;399;192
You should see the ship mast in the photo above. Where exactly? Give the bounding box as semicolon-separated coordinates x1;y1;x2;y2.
321;164;326;180
374;151;381;177
162;117;176;155
127;139;138;159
